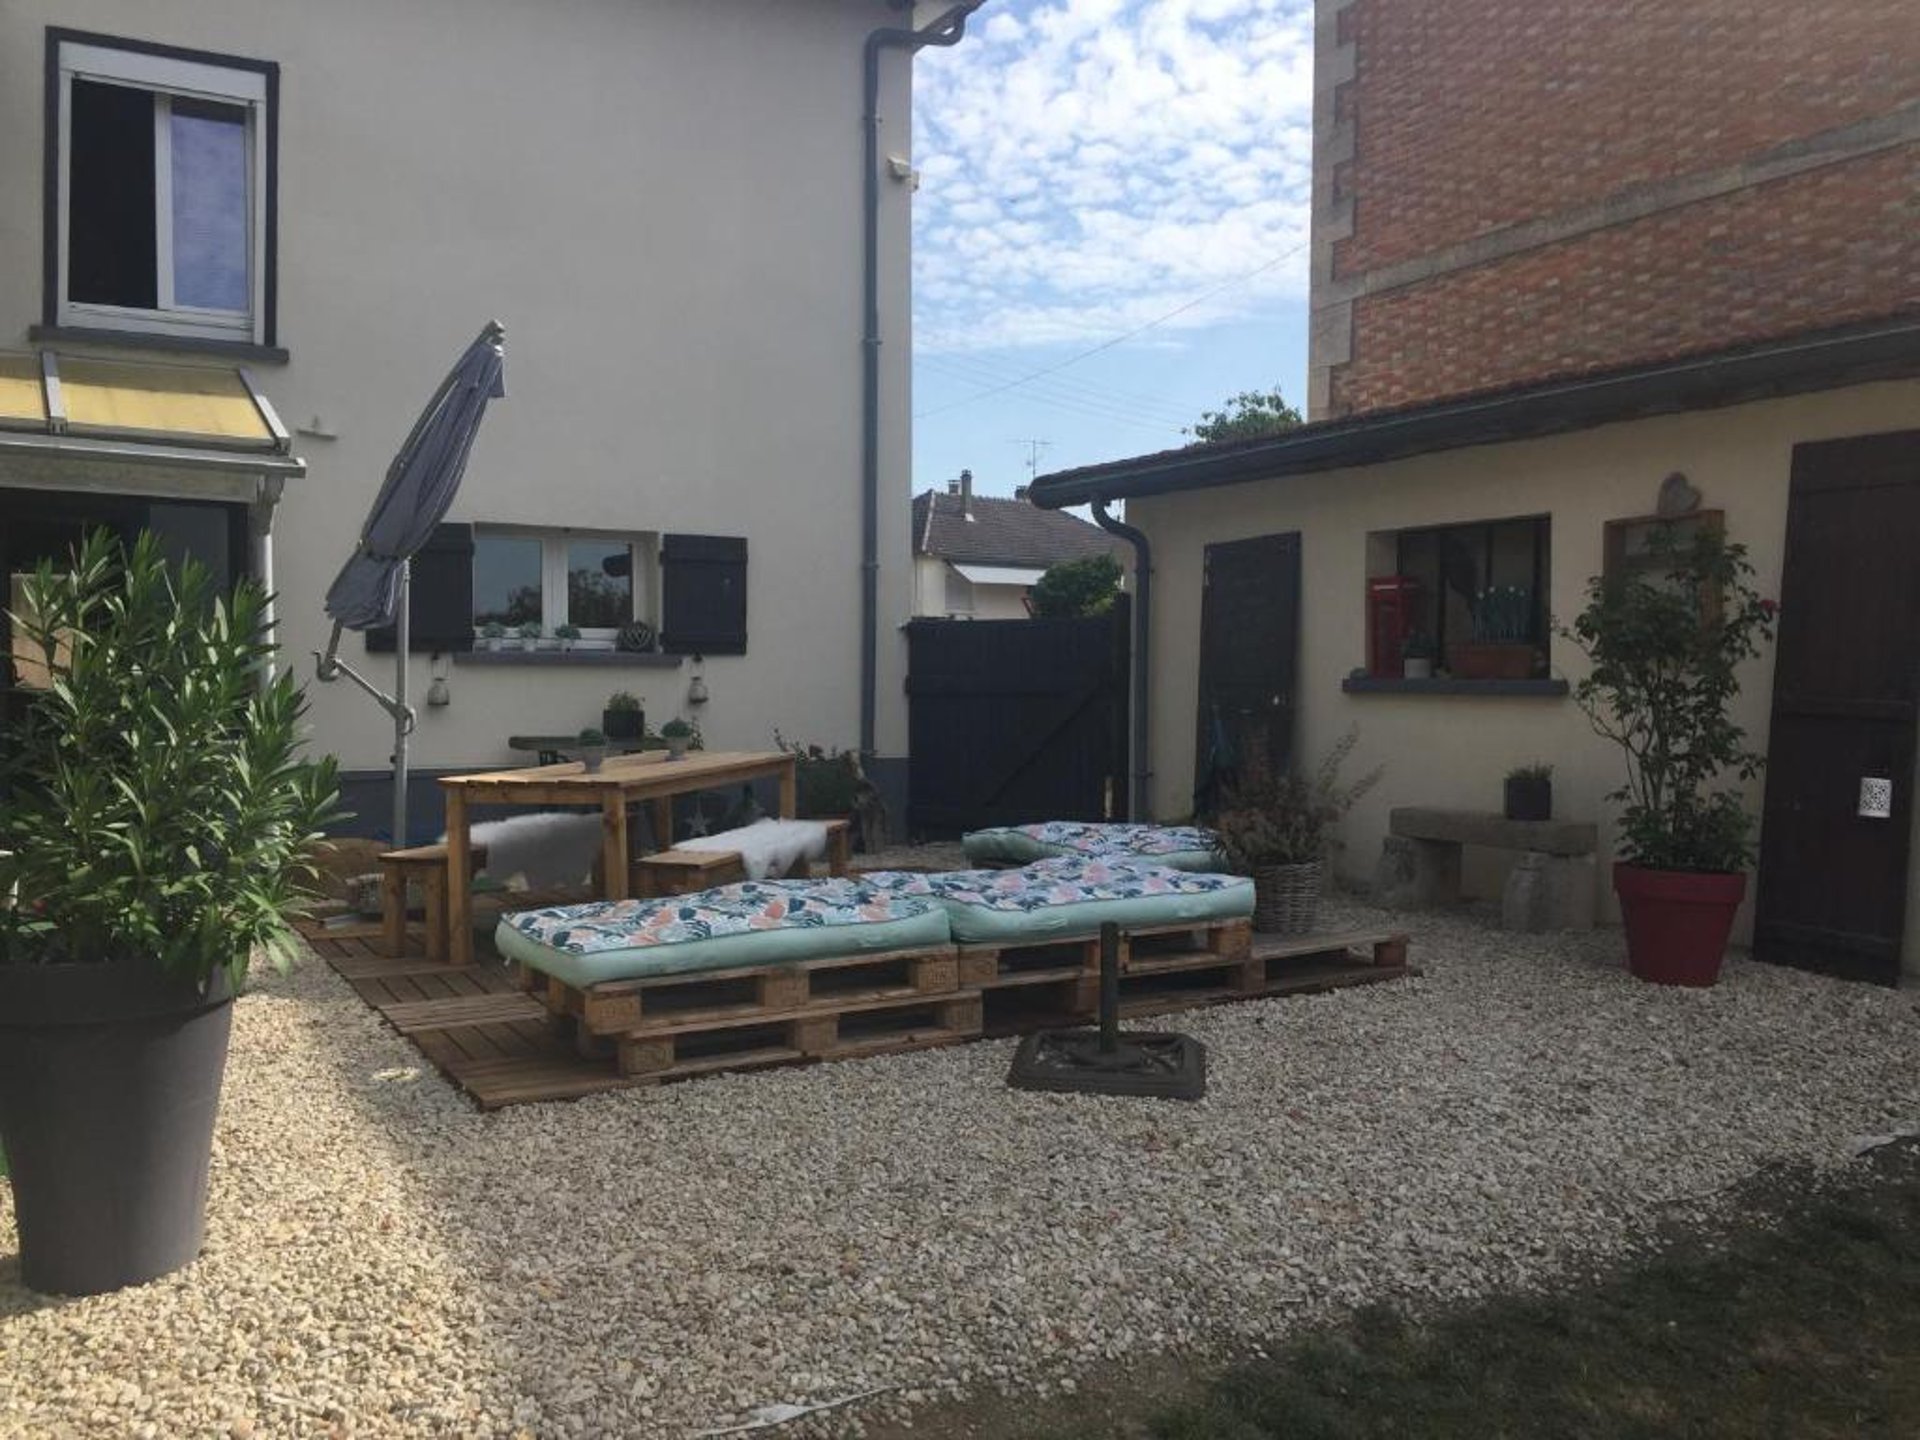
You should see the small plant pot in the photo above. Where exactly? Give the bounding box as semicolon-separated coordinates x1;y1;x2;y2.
519;637;539;652
579;746;607;773
1503;775;1552;821
1251;860;1322;934
603;708;644;741
1613;863;1745;987
665;735;690;761
483;637;503;652
1402;658;1433;680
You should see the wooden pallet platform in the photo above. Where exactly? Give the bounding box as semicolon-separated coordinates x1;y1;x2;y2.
956;916;1252;991
527;943;962;1037
612;992;983;1079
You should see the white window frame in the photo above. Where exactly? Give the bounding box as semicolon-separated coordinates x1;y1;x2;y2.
54;41;268;343
473;527;658;639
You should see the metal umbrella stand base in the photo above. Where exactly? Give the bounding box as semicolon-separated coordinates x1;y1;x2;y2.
1007;922;1207;1101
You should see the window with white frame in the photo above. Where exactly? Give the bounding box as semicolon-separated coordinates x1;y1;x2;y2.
472;529;658;639
50;33;275;345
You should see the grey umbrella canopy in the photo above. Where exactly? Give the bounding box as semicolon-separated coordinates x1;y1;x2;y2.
317;321;505;845
324;320;506;630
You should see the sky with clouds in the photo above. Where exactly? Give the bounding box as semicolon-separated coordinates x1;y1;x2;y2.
911;0;1316;498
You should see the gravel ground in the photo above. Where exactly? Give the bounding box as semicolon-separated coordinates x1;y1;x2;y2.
5;892;1919;1439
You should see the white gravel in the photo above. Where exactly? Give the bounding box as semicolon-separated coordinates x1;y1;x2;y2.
4;896;1918;1439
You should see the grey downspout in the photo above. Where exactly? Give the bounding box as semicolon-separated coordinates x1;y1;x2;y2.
1092;498;1151;820
861;1;983;758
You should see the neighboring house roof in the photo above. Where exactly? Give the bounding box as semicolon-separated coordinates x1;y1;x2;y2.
912;489;1128;571
1028;314;1920;509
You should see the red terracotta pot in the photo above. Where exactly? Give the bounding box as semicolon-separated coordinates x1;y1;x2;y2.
1612;863;1746;987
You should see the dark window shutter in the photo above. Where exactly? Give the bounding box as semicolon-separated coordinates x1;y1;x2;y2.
660;534;747;655
364;522;475;653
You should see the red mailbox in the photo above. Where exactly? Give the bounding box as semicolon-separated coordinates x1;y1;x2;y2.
1367;577;1420;677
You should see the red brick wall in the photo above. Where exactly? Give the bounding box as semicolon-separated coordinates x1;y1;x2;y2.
1327;0;1920;413
1331;147;1920;415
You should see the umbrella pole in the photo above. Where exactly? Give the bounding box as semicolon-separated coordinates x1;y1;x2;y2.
392;560;410;847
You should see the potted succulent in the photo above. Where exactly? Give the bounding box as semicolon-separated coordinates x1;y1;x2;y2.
0;532;339;1295
1504;762;1553;821
1401;630;1436;680
553;622;582;653
1561;525;1776;986
616;619;657;654
576;726;608;772
1213;727;1381;934
1450;585;1537;679
603;690;645;741
479;620;507;652
515;620;543;652
660;717;693;760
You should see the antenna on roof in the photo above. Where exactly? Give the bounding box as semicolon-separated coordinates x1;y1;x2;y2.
1009;437;1052;484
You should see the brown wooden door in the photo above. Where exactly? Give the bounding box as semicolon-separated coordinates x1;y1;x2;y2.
1194;532;1300;812
1754;430;1920;985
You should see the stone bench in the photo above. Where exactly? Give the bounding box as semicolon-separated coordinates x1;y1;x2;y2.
1373;807;1598;932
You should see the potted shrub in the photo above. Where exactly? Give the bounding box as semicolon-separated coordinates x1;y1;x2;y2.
553;623;581;653
1213;727;1381;934
1450;585;1537;679
1401;630;1436;679
479;620;507;652
661;717;693;760
576;727;608;773
0;532;339;1295
1561;525;1776;986
1504;762;1553;821
515;620;542;652
603;690;645;741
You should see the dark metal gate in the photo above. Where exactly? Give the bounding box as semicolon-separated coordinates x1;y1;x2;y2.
906;602;1130;836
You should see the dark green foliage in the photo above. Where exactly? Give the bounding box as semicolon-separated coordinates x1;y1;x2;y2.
1184;386;1304;445
660;718;692;738
576;727;606;746
1507;761;1553;783
1213;726;1381;869
0;531;340;986
1031;553;1124;619
774;732;869;818
1559;526;1776;871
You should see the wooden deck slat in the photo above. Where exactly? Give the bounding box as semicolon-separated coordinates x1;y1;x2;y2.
382;993;549;1035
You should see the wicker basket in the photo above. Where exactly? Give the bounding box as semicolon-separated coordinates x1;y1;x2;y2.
1252;860;1323;934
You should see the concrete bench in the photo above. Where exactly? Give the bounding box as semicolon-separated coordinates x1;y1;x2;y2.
1373;807;1598;932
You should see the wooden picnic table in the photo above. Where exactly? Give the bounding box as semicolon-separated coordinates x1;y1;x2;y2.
439;748;798;966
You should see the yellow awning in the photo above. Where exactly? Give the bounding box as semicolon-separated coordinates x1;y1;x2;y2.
0;350;289;454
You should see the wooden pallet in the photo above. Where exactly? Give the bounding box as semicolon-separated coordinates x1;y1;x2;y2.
955;916;1252;991
612;992;983;1079
1103;927;1414;1018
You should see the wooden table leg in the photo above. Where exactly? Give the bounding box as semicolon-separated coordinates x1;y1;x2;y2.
778;757;797;818
379;865;406;958
649;798;673;853
603;793;631;901
446;788;473;966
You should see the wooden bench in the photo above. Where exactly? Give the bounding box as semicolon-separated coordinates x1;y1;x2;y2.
378;842;488;961
1375;807;1597;931
632;818;854;898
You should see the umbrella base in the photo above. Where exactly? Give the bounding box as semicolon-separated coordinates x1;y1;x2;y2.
1007;1028;1206;1101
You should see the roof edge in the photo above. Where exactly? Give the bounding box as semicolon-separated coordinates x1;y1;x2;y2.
1028;314;1920;509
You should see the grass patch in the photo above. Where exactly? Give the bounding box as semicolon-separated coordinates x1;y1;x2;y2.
878;1142;1920;1440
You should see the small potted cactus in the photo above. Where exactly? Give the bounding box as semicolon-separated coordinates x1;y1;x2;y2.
554;623;581;653
479;620;507;652
516;620;542;652
576;727;608;773
603;690;644;740
660;717;693;761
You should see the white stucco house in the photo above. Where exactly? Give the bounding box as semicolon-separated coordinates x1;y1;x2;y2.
0;0;983;838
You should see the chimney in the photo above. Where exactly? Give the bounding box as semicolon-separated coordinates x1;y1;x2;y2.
1014;484;1029;501
959;467;973;519
946;475;960;496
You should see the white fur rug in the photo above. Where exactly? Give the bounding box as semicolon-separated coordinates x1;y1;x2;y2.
464;812;605;890
680;818;829;881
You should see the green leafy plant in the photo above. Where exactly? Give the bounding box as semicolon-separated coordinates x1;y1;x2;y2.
1402;631;1437;660
1559;525;1776;872
1213;726;1383;870
0;531;341;986
553;623;581;642
1470;585;1534;643
480;621;507;640
577;727;606;746
1030;553;1124;619
773;731;868;816
660;718;692;739
1183;386;1304;445
515;621;542;641
1507;761;1553;783
606;690;642;713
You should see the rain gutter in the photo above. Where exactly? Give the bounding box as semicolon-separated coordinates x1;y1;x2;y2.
860;0;985;759
1091;499;1152;819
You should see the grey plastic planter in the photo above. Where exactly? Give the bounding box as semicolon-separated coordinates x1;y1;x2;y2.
0;959;234;1296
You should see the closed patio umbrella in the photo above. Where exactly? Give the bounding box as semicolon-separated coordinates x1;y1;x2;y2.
317;321;506;846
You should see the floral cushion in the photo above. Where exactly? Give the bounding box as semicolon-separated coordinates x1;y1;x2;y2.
494;878;952;989
961;821;1224;870
857;857;1251;943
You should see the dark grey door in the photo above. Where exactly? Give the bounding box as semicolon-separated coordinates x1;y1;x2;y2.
1195;532;1301;811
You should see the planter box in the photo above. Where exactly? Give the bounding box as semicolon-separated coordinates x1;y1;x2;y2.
1448;642;1536;680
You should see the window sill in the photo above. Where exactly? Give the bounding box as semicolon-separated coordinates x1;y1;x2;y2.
1341;675;1569;697
30;324;289;365
454;649;683;669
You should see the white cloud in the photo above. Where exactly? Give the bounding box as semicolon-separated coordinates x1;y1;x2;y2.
912;0;1314;353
